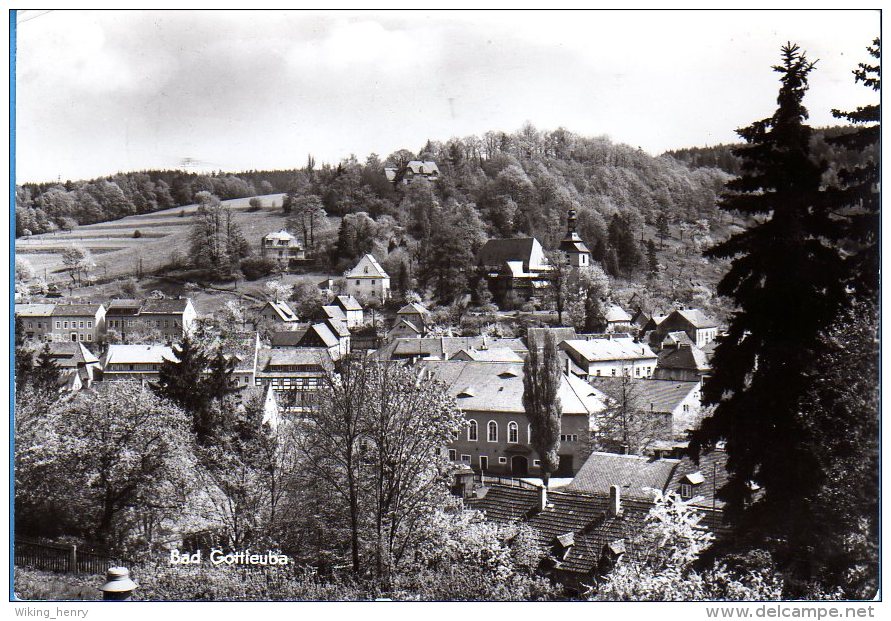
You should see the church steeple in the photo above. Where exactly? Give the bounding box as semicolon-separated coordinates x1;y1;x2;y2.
559;208;591;267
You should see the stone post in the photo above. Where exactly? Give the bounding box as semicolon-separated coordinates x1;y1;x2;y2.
99;567;138;601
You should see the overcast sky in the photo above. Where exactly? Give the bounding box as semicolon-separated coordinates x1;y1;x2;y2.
14;9;879;183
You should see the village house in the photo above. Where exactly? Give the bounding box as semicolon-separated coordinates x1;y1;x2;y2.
254;347;334;412
50;304;106;344
387;319;424;340
257;300;300;325
385;160;441;184
15;303;55;340
421;360;608;477
604;305;633;333
137;298;197;342
588;377;703;451
270;321;349;361
33;341;101;391
449;347;525;363
651;308;718;349
105;299;142;341
345;254;391;303
395;301;431;335
477;237;551;300
559;337;658;380
260;229;305;266
654;342;712;384
99;344;176;382
334;295;364;328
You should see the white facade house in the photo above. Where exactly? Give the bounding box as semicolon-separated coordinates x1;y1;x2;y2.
559;338;659;379
345;254;391;303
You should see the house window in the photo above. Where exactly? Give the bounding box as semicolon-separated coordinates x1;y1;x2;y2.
356;280;360;286
498;457;507;464
479;456;489;471
596;369;601;376
635;366;640;376
79;321;85;328
468;419;478;441
164;320;169;328
611;368;616;376
79;334;84;341
487;421;498;442
87;334;92;341
448;449;457;461
560;434;579;443
364;267;368;274
508;421;518;443
680;483;693;499
371;280;375;285
528;424;532;443
533;459;541;467
63;321;69;328
56;321;61;329
461;454;471;463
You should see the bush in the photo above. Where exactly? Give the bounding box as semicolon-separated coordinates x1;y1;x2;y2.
133;230;142;238
248;198;262;212
240;256;277;281
14;567;101;601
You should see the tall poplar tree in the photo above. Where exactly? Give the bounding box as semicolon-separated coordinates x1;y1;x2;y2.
522;331;563;489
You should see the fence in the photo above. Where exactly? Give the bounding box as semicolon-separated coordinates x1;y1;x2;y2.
14;538;128;575
474;473;541;490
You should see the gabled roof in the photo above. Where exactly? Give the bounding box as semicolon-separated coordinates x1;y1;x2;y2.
37;342;100;367
257;347;334;371
657;344;711;372
269;327;310;347
323;317;350;338
449;347;524;363
672;309;717;329
263;229;297;242
388;320;423;339
106;299;142;313
397;302;430;316
405;160;440;175
560;338;657;363
605;305;632;323
335;295;363;312
669;447;730;512
477;237;540;267
386;336;528;360
140;298;192;314
420;360;607;415
345;254;389;279
588;377;700;414
559;231;591;255
52;304;104;317
263;300;299;322
103;344;176;366
565;451;680;499
15;303;55;317
663;330;694;347
465;486;539;522
526;327;578;350
320;305;347;322
306;322;339;348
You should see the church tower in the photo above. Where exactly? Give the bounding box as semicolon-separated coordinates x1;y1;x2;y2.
558;209;591;267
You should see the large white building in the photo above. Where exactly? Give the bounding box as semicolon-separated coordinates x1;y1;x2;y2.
345;254;391;303
559;337;658;379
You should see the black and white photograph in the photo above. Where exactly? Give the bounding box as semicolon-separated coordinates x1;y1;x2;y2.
8;7;882;610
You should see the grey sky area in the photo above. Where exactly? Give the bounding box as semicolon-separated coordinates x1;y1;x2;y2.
15;9;879;183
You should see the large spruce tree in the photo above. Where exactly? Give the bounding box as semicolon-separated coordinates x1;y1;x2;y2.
690;44;857;580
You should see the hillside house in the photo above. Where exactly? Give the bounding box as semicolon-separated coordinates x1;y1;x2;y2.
652;309;718;349
258;300;300;325
270;321;349;361
559;337;658;379
345;254;391;303
50;304;106;344
105;299;142;341
420;360;608;477
260;229;305;265
387;319;423;340
334;295;364;328
377;335;529;363
604;305;633;333
395;302;431;335
15;303;56;340
386;160;441;184
138;298;198;343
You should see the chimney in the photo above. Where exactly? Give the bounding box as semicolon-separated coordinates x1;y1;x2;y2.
481;334;488;350
608;485;621;517
539;485;548;512
565;356;571;375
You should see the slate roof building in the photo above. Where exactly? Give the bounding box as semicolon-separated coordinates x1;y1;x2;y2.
421;360;608;477
260;229;305;265
100;344;176;381
258;300;300;324
604;305;633;333
652;308;718;349
395;302;431;335
654;342;712;384
564;451;681;499
334;295;364;328
50;304;106;344
377;335;529;363
449;347;525;363
106;297;197;343
477;237;551;300
254;347;334;413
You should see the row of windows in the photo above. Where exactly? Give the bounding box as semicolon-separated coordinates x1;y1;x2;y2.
560;434;579;443
54;320;93;329
466;420;530;443
26;321;47;330
108;319;180;329
447;450;541;469
592;366;653;377
71;333;92;342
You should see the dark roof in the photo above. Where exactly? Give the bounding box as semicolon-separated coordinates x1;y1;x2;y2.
465;486;539;522
106;299;142;313
140;298;192;314
565;452;680;499
477;237;538;267
657;344;711;372
36;342;99;367
257;347;334;371
669;448;729;512
672;309;717;329
52;304;103;317
558;232;590;255
269;327;310;347
527;327;578;350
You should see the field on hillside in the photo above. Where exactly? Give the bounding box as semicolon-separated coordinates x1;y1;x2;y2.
14;194;317;283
